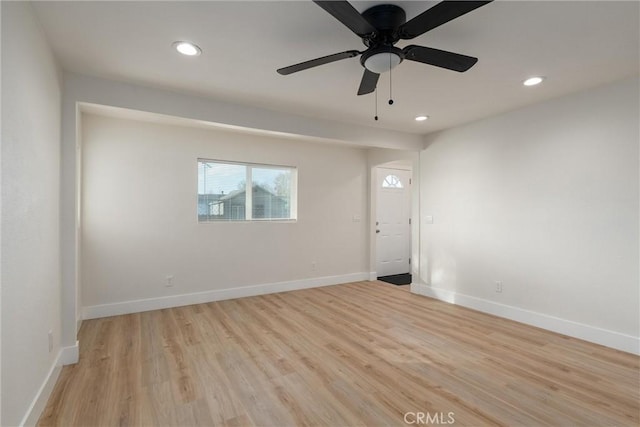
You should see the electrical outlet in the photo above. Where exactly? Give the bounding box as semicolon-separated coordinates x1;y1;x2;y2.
48;330;53;353
311;261;317;271
165;275;174;287
495;281;503;293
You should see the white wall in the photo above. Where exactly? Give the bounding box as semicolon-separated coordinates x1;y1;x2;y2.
417;77;639;353
60;73;424;347
1;5;3;423
1;2;63;425
81;114;369;313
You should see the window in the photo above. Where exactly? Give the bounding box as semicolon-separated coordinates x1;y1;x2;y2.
198;159;297;222
382;174;403;188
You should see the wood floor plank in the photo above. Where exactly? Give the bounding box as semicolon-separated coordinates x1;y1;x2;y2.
39;281;639;426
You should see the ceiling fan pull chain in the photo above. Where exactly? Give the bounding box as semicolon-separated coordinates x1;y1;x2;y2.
388;55;394;105
374;88;379;121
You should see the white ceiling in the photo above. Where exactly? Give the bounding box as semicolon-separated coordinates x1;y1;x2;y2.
32;1;639;135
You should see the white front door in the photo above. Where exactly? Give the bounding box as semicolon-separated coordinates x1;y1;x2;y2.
376;167;411;277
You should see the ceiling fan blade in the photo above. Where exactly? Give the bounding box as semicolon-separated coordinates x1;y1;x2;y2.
357;69;379;95
277;50;360;75
403;45;478;72
399;1;493;40
313;1;376;37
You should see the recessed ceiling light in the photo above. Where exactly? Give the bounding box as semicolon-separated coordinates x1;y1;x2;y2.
415;115;429;122
173;41;201;56
523;76;545;86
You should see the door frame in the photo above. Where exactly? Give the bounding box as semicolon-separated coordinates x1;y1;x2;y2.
375;166;412;277
368;152;421;288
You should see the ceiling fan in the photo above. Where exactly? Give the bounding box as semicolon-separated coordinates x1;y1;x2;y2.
277;1;492;96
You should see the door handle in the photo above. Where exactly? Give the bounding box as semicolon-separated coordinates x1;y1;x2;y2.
376;230;380;233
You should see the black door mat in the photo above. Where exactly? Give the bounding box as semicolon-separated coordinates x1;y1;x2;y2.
377;273;412;286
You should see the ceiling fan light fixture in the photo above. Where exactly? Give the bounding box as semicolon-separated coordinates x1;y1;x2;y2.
173;41;201;56
523;76;545;86
363;52;401;74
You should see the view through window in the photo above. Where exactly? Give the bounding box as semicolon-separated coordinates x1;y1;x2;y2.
198;160;297;222
382;174;404;189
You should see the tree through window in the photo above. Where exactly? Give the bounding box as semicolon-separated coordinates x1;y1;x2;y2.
198;159;297;221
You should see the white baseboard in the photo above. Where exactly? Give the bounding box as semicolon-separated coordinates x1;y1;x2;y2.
19;341;80;426
60;341;79;365
412;283;640;355
369;271;377;281
83;272;369;320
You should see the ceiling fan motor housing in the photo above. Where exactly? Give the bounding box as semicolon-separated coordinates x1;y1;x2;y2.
362;4;406;46
360;4;407;73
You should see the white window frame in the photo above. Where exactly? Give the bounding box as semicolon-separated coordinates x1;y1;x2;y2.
197;158;298;222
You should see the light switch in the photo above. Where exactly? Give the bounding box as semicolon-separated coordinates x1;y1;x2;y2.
425;215;434;224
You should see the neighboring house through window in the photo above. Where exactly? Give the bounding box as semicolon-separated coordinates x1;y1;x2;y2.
197;159;297;222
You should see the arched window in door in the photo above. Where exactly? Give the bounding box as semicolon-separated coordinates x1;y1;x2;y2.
382;174;403;189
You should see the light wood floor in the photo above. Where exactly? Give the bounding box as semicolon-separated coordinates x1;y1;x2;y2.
39;281;639;426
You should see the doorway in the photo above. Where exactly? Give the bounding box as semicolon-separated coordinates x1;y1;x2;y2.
376;167;412;284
